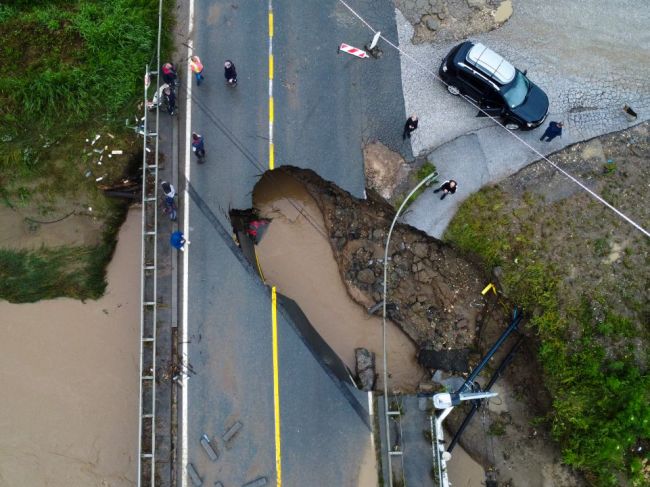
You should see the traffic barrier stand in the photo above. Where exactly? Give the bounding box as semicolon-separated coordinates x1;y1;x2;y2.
338;43;369;59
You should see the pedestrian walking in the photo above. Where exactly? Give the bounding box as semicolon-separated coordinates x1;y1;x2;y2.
433;180;457;200
191;132;205;162
224;60;237;86
402;115;419;140
170;230;189;251
190;55;204;86
163;86;176;115
161;62;177;85
539;121;563;142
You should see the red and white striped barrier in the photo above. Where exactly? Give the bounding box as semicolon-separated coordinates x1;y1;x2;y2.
338;43;369;59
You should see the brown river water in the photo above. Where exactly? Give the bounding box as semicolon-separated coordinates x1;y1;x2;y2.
0;209;141;486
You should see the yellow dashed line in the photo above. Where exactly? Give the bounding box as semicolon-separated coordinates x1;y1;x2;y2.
269;12;274;37
269;96;274;124
271;287;282;486
269;53;274;80
269;142;275;170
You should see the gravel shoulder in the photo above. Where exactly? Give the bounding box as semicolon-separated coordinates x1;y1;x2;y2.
396;0;650;237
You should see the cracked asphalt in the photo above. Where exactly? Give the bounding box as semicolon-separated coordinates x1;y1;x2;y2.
395;0;650;237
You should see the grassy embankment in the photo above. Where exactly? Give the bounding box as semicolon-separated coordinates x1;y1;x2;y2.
444;131;650;486
0;1;170;302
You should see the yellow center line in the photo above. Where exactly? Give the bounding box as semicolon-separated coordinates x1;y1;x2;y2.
268;8;275;171
269;96;274;124
269;142;275;170
271;286;282;486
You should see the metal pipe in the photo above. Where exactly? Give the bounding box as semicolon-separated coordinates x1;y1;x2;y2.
456;308;522;395
448;335;524;452
382;171;438;486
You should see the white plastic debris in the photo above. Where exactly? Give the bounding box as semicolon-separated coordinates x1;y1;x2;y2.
88;207;92;212
91;134;101;145
107;133;115;139
95;176;104;182
111;150;123;155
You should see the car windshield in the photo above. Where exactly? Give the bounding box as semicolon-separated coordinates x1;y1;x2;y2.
502;71;530;108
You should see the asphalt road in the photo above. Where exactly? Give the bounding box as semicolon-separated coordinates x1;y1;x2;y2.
183;0;402;484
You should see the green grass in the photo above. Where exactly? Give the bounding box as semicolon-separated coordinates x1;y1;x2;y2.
445;185;650;486
0;203;127;303
0;1;169;302
394;162;437;209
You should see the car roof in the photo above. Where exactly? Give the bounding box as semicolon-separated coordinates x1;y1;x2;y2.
466;43;515;84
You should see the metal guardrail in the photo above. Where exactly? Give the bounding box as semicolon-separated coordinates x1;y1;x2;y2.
138;3;164;486
138;61;161;487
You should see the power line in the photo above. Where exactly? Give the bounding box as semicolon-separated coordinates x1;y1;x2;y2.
337;0;650;238
188;91;331;240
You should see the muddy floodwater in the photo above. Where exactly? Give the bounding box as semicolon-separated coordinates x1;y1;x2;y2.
254;173;424;391
0;209;141;486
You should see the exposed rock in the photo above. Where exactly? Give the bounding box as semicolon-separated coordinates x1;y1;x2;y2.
363;142;412;200
395;0;512;44
419;347;470;372
467;0;486;8
425;15;440;31
412;242;429;258
357;268;376;285
493;0;513;22
355;348;376;391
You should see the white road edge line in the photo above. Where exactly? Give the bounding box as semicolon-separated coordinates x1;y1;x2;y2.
181;0;194;485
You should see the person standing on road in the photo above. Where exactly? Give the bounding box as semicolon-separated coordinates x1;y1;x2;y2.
224;60;237;86
170;230;189;251
161;63;177;85
539;121;563;142
190;55;204;86
191;132;205;161
403;115;419;140
433;179;458;200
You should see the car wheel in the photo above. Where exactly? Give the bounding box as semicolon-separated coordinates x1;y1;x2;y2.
447;84;461;96
504;121;520;130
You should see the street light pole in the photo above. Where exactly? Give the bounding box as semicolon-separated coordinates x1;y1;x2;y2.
382;171;438;486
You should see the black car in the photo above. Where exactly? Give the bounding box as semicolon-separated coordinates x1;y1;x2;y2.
439;41;549;130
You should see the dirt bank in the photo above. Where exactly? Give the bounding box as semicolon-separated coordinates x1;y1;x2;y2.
286;168;493;356
0;209;141;486
443;124;650;486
